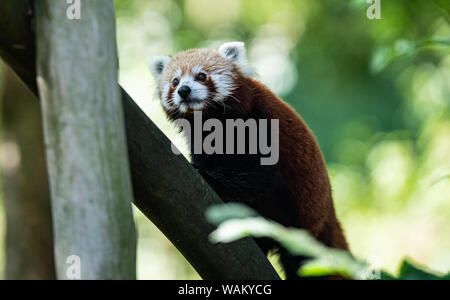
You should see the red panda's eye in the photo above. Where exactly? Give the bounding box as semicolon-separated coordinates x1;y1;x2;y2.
172;78;179;87
196;73;207;82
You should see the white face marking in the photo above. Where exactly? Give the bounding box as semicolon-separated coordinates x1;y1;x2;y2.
163;68;210;113
176;74;206;103
160;82;171;109
211;70;235;101
192;65;204;75
161;65;237;113
174;68;182;79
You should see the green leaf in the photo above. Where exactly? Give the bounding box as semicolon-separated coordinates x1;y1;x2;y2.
207;204;371;279
205;203;258;226
300;255;371;279
207;204;450;280
370;46;393;74
379;271;397;280
370;40;416;73
208;217;283;244
397;260;450;280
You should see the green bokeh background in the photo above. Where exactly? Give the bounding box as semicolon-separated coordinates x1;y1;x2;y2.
1;0;449;279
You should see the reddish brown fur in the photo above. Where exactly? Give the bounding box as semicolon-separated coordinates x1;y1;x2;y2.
221;73;349;251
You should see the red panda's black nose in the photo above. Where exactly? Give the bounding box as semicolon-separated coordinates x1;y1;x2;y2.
178;85;191;99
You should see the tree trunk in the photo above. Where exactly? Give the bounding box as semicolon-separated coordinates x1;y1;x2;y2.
0;0;280;280
34;0;136;279
1;64;55;280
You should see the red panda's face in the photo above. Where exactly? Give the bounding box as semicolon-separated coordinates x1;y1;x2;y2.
149;42;252;116
162;63;235;114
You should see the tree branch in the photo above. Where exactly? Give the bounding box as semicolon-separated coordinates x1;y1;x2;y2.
0;0;280;280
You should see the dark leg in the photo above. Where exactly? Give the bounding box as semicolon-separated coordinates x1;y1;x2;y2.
254;237;276;256
279;248;305;280
279;248;331;280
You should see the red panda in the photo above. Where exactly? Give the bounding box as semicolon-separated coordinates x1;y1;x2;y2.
149;42;349;279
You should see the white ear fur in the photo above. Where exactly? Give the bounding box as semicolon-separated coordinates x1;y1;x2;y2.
148;56;171;80
218;42;254;77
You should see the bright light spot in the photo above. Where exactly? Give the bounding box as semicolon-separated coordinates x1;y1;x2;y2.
368;141;414;201
249;33;297;96
185;0;241;28
0;141;21;175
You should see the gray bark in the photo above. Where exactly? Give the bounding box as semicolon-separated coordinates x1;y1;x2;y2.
0;0;280;280
34;0;136;279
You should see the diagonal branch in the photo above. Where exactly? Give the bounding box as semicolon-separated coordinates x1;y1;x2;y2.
0;0;280;280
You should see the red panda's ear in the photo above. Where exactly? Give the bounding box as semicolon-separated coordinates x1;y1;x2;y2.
148;56;171;80
219;42;254;77
219;41;247;64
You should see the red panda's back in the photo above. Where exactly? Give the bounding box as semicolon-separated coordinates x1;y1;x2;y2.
248;78;348;250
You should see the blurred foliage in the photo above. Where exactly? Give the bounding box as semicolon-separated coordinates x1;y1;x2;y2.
207;203;369;279
111;0;450;279
207;203;450;280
